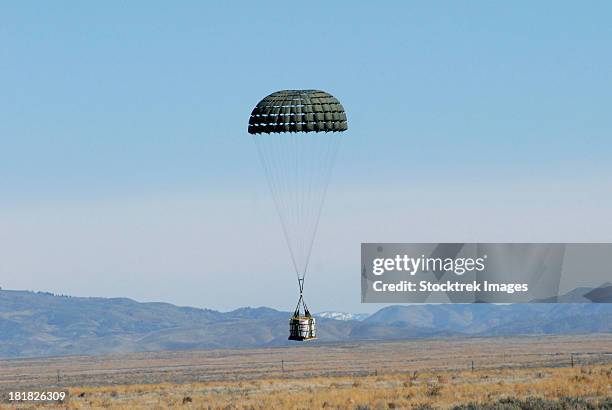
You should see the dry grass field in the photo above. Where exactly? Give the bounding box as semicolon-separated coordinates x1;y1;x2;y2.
0;334;610;409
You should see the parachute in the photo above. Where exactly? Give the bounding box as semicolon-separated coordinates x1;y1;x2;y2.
248;90;348;341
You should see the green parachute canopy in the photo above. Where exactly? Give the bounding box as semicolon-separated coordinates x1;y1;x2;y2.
248;90;348;134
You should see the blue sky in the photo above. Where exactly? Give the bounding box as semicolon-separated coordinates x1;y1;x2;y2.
1;2;611;312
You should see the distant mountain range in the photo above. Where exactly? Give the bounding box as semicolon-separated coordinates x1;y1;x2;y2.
316;311;369;321
0;289;610;358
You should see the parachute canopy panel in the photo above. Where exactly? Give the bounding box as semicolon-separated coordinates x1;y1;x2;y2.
248;90;348;134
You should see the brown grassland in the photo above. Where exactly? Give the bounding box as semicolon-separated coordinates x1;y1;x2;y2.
0;335;610;409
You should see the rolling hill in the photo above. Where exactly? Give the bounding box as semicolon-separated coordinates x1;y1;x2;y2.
0;289;610;358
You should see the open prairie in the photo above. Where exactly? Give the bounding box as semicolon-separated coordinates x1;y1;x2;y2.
0;334;610;409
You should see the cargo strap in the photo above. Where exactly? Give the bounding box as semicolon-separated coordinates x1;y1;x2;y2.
293;278;311;318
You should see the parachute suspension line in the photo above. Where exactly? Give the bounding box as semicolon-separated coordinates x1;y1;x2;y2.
253;132;342;297
289;135;302;281
253;135;300;276
293;278;311;317
300;133;342;283
292;134;301;277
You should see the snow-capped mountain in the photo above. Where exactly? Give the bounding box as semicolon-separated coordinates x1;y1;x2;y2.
316;311;370;321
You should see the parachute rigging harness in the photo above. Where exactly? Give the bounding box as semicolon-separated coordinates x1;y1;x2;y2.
289;278;316;341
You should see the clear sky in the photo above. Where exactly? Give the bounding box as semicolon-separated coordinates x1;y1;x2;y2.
1;2;611;313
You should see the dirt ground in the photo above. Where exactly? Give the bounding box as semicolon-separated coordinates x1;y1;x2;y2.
0;334;610;409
